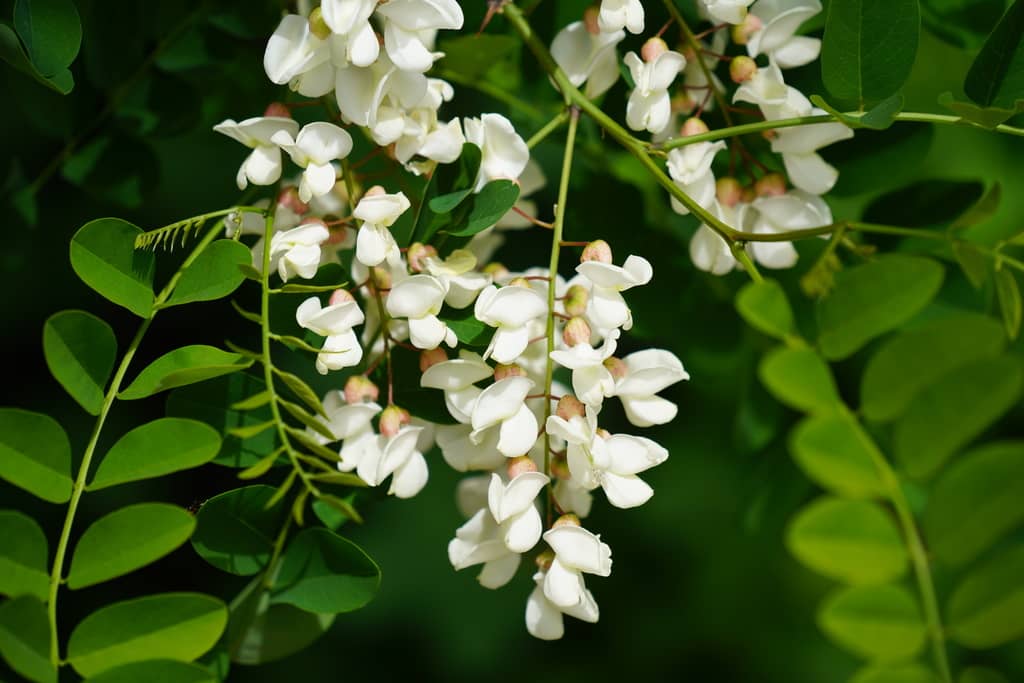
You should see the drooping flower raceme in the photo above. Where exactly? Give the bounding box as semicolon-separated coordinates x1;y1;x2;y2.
214;116;299;190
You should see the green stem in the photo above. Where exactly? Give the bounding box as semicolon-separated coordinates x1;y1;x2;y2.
46;218;227;667
662;0;733;126
730;243;763;282
542;108;579;525
527;110;569;149
849;410;952;683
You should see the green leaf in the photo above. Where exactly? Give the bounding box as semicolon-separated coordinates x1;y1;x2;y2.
959;667;1010;683
442;306;494;346
735;279;795;340
950;182;1002;232
166;373;278;468
68;592;228;677
43;309;117;415
818;584;926;661
70;218;156;318
952;242;990;289
429;187;473;214
821;0;920;106
444;180;520;237
947;544;1024;648
272;368;326;417
849;664;941;683
0;408;72;503
83;660;216;683
315;493;364;525
191;485;287;576
270;528;380;613
67;503;196;589
278;399;335;441
810;93;905;130
759;347;841;414
0;24;73;93
119;345;253;400
0;595;55;683
0;510;49;601
963;0;1024;109
788;497;908;585
994;268;1022;340
14;0;81;77
860;313;1006;422
925;442;1024;567
410;143;482;245
790;414;886;498
937;92;1023;129
817;255;945;360
894;355;1023;478
89;418;221;490
165;240;251;307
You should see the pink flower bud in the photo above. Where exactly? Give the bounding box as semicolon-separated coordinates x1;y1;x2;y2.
370;266;392;290
329;289;355;306
562;317;592;347
603;356;628;380
583;6;601;35
551;454;571;480
755;172;787;197
535;549;555;571
482;262;510;280
553;513;581;528
580;239;612;264
344;376;380;404
364;185;387;198
641;37;669;63
379;405;411;437
556;395;586;421
419;347;447;372
716;177;743;207
671;93;697;115
308;8;331;40
680;117;710;137
494;363;527;381
563;284;589;317
407;242;437;273
264;102;292;119
729;56;758;84
507;455;538;478
761;128;778;141
731;13;763;45
326;225;349;245
277;186;309;216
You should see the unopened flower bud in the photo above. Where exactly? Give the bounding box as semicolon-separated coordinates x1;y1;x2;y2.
300;216;328;229
308;8;331;40
731;13;763;45
583;6;601;35
755;172;787;197
344;375;379;404
563;284;589;317
595;427;612;439
730;56;758;84
680;117;709;137
364;185;387;198
535;549;555;571
494;363;527;381
716;177;743;207
507;455;538;478
277;186;309;215
508;276;531;288
641;37;668;62
264;102;292;119
326;225;349;245
580;239;612;264
407;242;437;273
553;513;581;528
551;454;571;480
562;317;592;347
671;93;697;115
556;395;586;421
680;44;697;62
482;262;510;280
370;266;392;290
329;289;355;306
761;128;778;141
603;356;628;380
379;405;411;437
419;347;447;372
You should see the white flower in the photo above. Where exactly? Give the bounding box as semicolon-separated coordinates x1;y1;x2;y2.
526;568;599;640
321;0;380;66
357;425;429;498
546;408;669;508
311;391;381;447
575;256;652;331
267;223;330;281
448;508;522;588
550;329;620;407
463;114;530;191
612;349;689;427
599;0;644;34
470;377;540;458
553;478;594;518
264;14;329;86
700;0;756;24
770;117;853;195
748;190;833;268
747;0;822;69
423;249;491;309
376;0;464;72
624;49;686;134
296;296;364;374
551;22;625;99
354;190;411;267
690;200;746;275
271;122;354;202
214;117;299;190
666;141;727;216
474;284;549;364
488;471;549;552
542;524;612;609
435;424;506;471
420;350;493;424
335;54;429;137
386;274;458;350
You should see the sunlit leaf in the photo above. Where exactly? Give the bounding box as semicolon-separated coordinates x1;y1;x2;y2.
735;279;795;340
790;413;886;498
43;310;117;415
165;240;252;307
89;418;221;490
947;544;1024;648
83;659;216;683
191;485;287;576
818;584;926;661
759;347;841;415
994;268;1022;339
270;528;380;614
70;218;155;318
0;408;72;503
0;510;49;600
120;345;253;400
849;664;941;683
0;595;55;683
